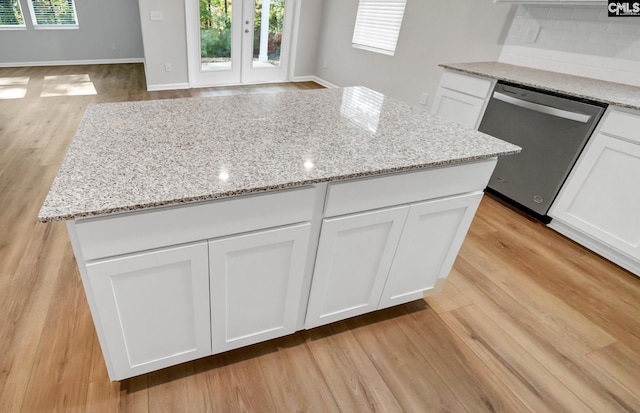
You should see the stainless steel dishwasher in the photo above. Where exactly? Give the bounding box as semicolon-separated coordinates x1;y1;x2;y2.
478;82;606;222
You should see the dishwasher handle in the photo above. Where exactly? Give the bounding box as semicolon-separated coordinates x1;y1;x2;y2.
493;92;592;123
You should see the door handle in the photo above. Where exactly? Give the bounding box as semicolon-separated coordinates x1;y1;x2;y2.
245;29;249;33
493;92;591;123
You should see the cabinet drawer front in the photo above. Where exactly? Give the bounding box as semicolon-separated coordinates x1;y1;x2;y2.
75;187;316;261
324;159;496;218
600;109;640;144
440;70;493;99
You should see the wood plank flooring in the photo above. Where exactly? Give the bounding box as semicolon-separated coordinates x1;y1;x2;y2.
1;63;639;412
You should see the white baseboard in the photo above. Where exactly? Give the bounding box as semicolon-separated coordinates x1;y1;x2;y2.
0;58;144;68
291;75;338;89
146;83;190;92
147;75;336;92
548;219;640;277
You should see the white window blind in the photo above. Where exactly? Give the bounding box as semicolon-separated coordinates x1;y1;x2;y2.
28;0;78;28
0;0;25;28
352;0;407;56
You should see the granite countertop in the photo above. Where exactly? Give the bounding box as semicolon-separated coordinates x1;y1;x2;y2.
39;87;520;222
441;62;640;111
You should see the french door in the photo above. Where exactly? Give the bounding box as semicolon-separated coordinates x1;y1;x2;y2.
187;0;293;87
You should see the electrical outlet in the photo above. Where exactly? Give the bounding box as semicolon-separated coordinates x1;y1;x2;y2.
419;92;429;106
524;23;541;44
150;10;163;21
111;43;117;51
164;63;172;72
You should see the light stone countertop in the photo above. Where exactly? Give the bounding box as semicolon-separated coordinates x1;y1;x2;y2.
440;62;640;111
39;87;520;222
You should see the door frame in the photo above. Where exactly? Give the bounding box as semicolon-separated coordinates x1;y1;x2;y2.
185;0;298;88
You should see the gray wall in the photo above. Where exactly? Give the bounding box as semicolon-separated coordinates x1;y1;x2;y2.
0;0;144;64
292;0;324;77
315;0;516;109
138;0;189;88
138;0;325;90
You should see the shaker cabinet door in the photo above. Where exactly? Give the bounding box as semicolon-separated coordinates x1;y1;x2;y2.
305;206;409;329
378;193;483;309
209;224;311;353
432;88;486;130
86;242;211;380
432;70;493;130
550;133;640;260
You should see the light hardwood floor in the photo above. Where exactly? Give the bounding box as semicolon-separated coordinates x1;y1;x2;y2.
0;63;639;413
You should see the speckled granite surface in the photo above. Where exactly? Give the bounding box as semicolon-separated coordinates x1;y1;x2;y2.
39;87;520;222
441;62;640;111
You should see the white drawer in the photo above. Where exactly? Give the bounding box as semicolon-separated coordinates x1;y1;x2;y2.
74;187;316;261
324;159;497;217
440;70;493;99
600;109;640;144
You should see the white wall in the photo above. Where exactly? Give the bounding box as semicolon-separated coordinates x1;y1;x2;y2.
0;0;144;65
500;5;640;86
314;0;516;109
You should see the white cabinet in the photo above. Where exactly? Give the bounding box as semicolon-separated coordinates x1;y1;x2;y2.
209;224;311;352
432;70;495;130
68;159;498;380
306;191;486;328
304;207;409;329
550;108;640;275
379;193;483;309
305;162;496;329
85;242;212;380
71;187;315;380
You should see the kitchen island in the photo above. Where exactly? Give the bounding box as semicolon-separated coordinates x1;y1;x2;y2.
39;87;519;380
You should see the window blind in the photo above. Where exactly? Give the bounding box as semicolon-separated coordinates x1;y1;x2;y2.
0;0;25;27
352;0;407;56
29;0;78;27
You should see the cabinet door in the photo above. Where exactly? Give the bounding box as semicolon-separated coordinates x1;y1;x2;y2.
432;88;486;130
550;133;640;259
378;193;483;309
86;242;211;380
209;223;311;353
305;206;409;329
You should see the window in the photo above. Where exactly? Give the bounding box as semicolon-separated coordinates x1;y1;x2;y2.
0;0;25;29
28;0;78;29
352;0;407;56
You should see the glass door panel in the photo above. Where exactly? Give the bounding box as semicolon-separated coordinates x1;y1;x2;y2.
189;0;242;86
241;0;291;84
200;0;234;72
251;0;284;68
